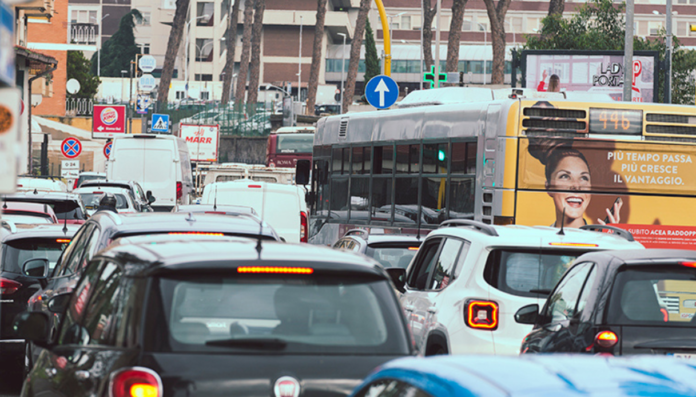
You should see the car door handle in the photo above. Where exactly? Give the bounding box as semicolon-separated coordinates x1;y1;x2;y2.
75;370;90;381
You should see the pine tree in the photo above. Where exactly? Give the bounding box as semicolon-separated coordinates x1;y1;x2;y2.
363;19;380;83
68;51;100;99
91;9;142;78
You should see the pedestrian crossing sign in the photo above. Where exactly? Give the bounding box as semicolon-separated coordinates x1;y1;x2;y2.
152;113;170;133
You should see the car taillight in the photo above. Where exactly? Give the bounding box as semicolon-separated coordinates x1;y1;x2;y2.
595;330;618;348
73;180;78;190
661;308;669;322
300;211;308;243
465;300;498;330
176;182;182;200
110;367;162;397
237;266;314;274
0;278;21;295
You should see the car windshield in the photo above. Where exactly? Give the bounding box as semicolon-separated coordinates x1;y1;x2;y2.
276;134;314;153
79;193;128;209
1;214;53;224
484;249;583;297
77;175;104;188
366;246;419;269
607;266;696;327
145;274;409;354
1;238;70;273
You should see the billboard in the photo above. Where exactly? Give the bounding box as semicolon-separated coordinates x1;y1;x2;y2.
180;124;219;162
516;135;696;249
0;87;20;193
93;105;126;138
520;50;660;102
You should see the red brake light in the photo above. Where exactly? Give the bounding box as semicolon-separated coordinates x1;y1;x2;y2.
176;182;183;200
168;232;224;236
408;247;419;251
465;300;498;330
93;191;105;194
110;367;162;397
0;278;21;295
248;184;262;188
237;266;314;274
73;180;78;190
300;211;308;243
56;239;71;243
595;330;618;348
548;242;598;248
204;211;227;215
661;308;669;322
680;261;696;268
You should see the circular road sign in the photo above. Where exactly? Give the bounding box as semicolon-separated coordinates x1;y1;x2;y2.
61;137;82;159
66;78;80;94
103;141;112;159
139;55;157;73
364;75;399;110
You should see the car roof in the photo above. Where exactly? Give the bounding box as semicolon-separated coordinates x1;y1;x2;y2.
174;204;258;216
1;224;79;242
340;230;423;245
358;355;696;397
80;180;134;188
99;236;384;276
428;223;642;250
576;248;696;266
3;191;82;202
2;202;55;214
74;186;131;195
88;212;278;240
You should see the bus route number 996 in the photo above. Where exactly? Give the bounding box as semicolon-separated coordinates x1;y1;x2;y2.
589;108;643;135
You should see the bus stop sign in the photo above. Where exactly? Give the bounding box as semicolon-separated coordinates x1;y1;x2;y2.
365;75;399;109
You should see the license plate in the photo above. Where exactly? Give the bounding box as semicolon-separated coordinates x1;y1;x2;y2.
670;353;695;360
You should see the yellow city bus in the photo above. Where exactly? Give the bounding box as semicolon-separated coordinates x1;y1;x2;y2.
307;90;696;249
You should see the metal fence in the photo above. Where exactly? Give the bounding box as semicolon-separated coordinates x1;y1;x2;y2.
66;97;94;116
163;102;276;137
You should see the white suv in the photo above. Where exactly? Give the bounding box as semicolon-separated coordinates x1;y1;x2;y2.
389;220;643;356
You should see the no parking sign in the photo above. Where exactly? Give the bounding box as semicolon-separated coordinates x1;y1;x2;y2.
61;137;82;159
104;141;112;159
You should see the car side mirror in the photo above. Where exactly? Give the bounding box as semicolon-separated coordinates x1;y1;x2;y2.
22;258;49;278
385;268;406;294
47;293;72;314
13;311;50;346
515;304;540;325
295;160;310;186
146;191;156;204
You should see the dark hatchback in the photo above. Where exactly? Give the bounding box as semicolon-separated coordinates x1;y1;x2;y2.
2;191;87;225
517;249;696;356
15;236;414;397
0;225;78;376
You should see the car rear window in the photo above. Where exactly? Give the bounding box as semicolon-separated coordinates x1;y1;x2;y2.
2;214;53;224
1;238;70;274
366;246;419;269
79;193;128;209
77;175;104;188
484;249;583;297
144;274;409;355
607;266;696;327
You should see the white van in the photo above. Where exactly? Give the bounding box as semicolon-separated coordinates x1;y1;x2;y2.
201;180;307;243
201;163;296;187
107;135;193;211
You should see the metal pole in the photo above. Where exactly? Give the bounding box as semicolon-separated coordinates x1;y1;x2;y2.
185;20;190;99
420;0;424;90
129;61;134;134
375;0;391;76
434;0;441;88
665;0;673;103
623;0;634;102
298;15;303;103
339;33;346;113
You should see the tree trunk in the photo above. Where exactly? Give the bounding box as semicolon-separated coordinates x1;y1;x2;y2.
221;0;241;105
306;0;328;115
246;0;265;106
446;0;468;74
482;0;511;84
548;0;564;16
422;0;437;72
234;0;254;105
157;0;190;108
342;0;370;113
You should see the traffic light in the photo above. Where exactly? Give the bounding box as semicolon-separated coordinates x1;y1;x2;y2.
438;149;446;162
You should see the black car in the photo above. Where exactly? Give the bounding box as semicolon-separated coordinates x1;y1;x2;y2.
24;211;281;368
0;224;78;377
15;236;414;397
517;249;696;356
2;191;87;225
334;229;422;269
79;179;154;212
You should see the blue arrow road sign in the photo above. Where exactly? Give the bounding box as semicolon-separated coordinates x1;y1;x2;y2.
365;75;399;109
151;113;170;132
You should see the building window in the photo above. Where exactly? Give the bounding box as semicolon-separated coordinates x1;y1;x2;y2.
401;15;411;30
140;44;150;54
176;91;185;99
649;21;663;36
195;74;213;81
137;12;151;26
71;10;97;24
162;0;176;9
197;2;214;26
389;21;399;30
196;38;213;62
690;22;696;36
200;91;210;100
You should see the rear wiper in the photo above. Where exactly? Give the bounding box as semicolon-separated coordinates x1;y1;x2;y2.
205;337;288;350
529;289;552;295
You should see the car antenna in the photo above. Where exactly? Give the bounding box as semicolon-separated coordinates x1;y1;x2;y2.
557;207;566;236
255;183;266;257
33;188;38;195
62;208;68;234
213;184;218;211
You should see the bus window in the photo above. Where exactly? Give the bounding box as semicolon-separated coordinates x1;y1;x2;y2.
423;143;448;174
352;147;372;175
449;177;475;219
374;145;394;174
276;134;313;153
451;142;477;174
332;148;345;173
371;178;393;221
331;178;349;212
394;178;419;222
350;178;370;215
396;145;420;174
422;177;447;224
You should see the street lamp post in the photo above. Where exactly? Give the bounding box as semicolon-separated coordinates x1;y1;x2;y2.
195;37;225;100
338;32;347;114
388;12;406;47
120;70;127;103
654;8;675;103
185;14;210;99
97;13;109;77
298;15;303;105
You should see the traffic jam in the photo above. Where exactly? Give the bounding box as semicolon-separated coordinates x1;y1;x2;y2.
3;89;696;397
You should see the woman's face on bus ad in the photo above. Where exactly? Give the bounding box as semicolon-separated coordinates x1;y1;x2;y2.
547;156;591;220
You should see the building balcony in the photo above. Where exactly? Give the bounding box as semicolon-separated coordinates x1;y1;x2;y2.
70;23;98;45
14;0;54;18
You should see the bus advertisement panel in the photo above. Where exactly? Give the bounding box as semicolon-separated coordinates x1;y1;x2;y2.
516;137;696;249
